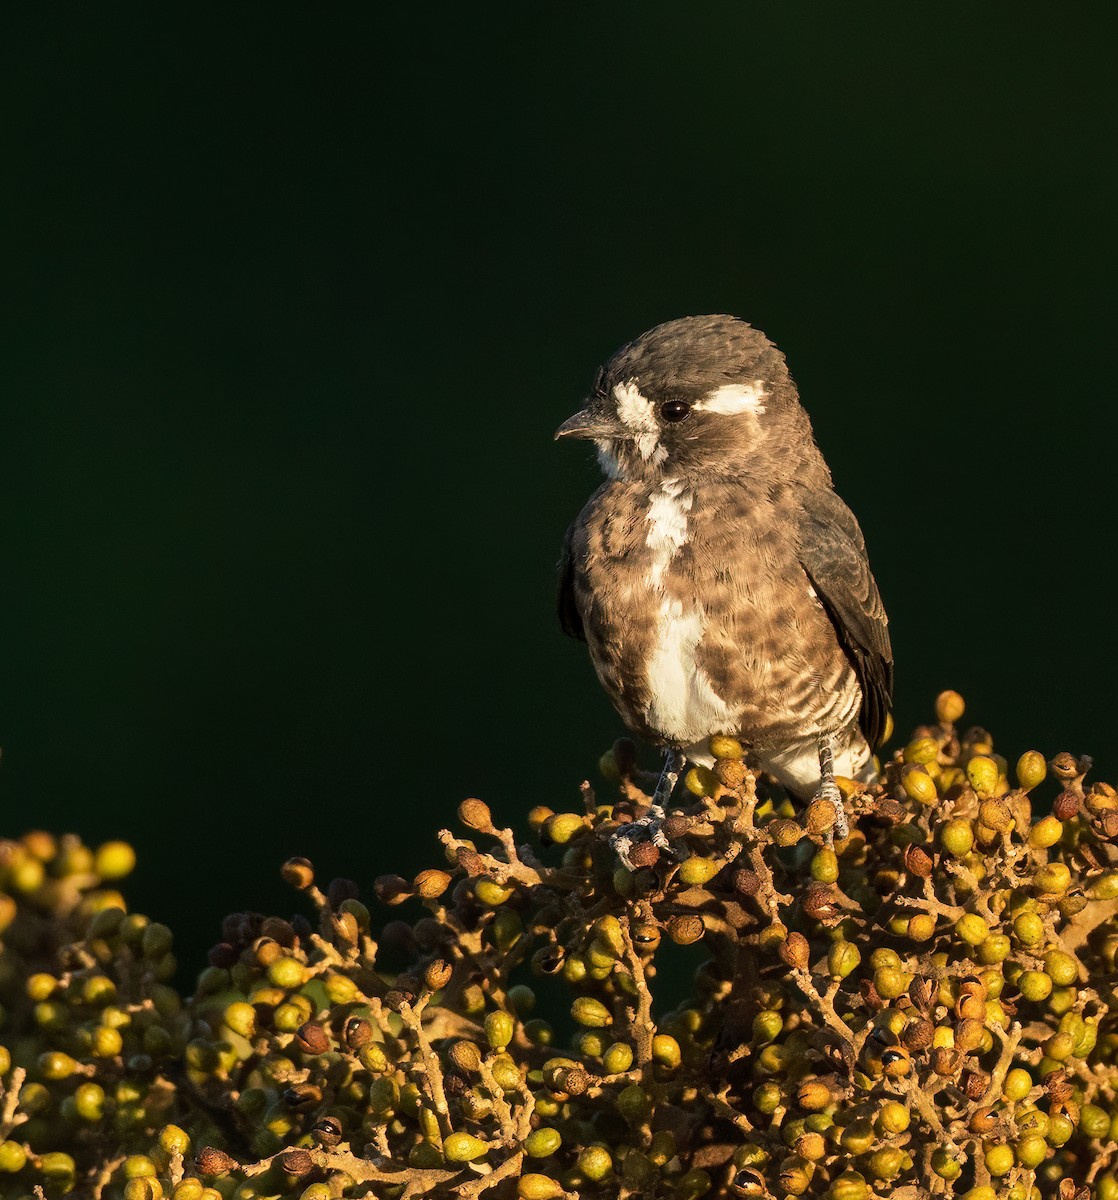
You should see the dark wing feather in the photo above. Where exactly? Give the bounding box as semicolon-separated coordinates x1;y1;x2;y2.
557;522;586;642
796;489;893;748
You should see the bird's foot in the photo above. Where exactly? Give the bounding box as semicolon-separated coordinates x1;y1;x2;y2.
609;749;683;869
610;804;671;870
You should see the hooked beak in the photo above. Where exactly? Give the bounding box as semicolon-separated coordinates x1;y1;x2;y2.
554;408;618;441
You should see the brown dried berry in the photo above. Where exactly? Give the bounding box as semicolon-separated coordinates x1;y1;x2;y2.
954;1018;985;1054
1054;790;1080;821
294;1023;330;1055
424;959;453;991
931;1046;962;1076
901;1018;934;1052
1049;753;1080;782
780;932;811;970
956;992;985;1021
715;759;747;789
330;912;360;946
805;798;837;835
667;914;705;946
904;844;934;878
800;883;840;921
909;977;937;1012
733;868;761;897
969;1105;998;1134
552;1066;589;1097
873;797;908;824
196;1148;239;1176
661;814;691;841
1046;1070;1073;1106
312;1116;343;1146
207;942;238;969
260;917;296;946
373;874;412;905
343;1016;373;1050
414;869;453;899
458;797;495;833
454;848;486;878
279;1149;314;1177
283;1083;323;1110
280;857;315;890
768;819;803;847
962;1069;989;1100
448;1040;483;1073
626;840;661;869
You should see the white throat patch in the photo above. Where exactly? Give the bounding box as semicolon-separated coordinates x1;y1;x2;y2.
693;380;768;416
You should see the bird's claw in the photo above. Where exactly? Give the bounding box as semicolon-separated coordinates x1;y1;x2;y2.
610;804;670;870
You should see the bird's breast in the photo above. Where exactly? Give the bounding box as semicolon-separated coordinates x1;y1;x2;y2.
573;479;860;750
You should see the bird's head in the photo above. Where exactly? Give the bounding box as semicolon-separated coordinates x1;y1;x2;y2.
556;315;822;484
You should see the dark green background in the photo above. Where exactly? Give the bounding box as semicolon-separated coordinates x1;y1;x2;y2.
3;7;1116;971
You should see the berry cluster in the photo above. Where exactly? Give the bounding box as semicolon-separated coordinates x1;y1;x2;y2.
0;693;1115;1199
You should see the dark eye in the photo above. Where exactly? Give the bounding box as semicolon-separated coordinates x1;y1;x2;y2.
659;400;691;423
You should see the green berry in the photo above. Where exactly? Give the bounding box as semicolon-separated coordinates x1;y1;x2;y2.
524;1128;562;1158
444;1132;489;1162
571;997;612;1028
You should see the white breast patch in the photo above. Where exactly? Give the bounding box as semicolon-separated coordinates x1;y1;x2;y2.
646;598;739;744
641;479;737;744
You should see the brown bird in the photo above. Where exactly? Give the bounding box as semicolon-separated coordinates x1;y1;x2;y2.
556;315;892;861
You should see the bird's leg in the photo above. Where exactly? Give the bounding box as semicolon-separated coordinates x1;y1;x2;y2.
610;748;682;869
652;747;684;808
816;737;848;842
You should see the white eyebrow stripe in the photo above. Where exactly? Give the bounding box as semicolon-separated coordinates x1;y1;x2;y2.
693;380;768;416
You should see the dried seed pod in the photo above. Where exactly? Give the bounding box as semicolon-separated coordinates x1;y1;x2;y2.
294;1022;330;1055
969;1105;998;1134
909;977;937;1012
196;1148;239;1176
424;959;453;991
283;1083;323;1110
804;797;837;835
733;868;761;896
962;1069;988;1100
904;844;934;878
279;1149;314;1177
1053;790;1080;821
780;932;811;970
661;814;691;841
414;869;453;899
667;914;705;946
373;874;412;905
627;840;661;869
280;857;315;890
769;820;803;847
901;1017;934;1052
931;1046;962;1076
458;797;495;833
715;758;748;789
801;883;840;922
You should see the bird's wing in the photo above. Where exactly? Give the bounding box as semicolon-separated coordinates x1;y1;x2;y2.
796;489;894;749
557;522;586;642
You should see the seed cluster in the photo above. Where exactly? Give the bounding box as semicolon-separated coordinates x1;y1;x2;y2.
0;693;1115;1199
